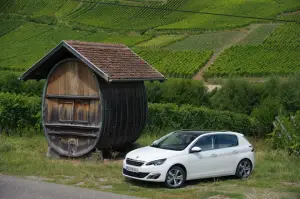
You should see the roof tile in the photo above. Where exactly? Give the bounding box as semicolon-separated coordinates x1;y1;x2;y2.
64;40;164;81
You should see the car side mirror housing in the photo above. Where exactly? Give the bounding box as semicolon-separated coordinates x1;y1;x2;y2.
190;146;202;153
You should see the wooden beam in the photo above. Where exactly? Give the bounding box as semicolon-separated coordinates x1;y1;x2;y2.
45;123;100;130
47;131;98;138
46;94;100;100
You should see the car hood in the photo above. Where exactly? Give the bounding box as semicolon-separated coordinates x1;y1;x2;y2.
126;146;181;162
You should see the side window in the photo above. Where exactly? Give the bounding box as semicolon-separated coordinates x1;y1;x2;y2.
193;135;214;151
216;134;238;149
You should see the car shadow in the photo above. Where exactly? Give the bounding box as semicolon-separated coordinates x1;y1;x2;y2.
125;175;238;189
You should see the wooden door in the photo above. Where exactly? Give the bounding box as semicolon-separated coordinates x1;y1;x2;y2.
43;59;101;157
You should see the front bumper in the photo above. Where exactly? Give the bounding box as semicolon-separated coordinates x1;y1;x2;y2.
122;161;167;182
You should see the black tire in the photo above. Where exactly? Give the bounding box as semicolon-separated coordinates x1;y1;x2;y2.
235;159;252;179
164;166;186;188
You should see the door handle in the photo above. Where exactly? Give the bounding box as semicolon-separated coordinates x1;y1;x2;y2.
232;150;238;154
211;154;217;157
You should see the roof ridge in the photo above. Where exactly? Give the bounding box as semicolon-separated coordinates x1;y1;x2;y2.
64;40;127;49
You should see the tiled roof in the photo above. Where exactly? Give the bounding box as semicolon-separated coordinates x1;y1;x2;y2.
64;40;165;81
20;40;165;82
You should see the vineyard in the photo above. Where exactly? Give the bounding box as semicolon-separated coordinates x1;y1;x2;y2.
135;48;213;77
0;22;149;71
166;31;244;51
137;35;186;48
238;23;280;45
0;1;299;78
205;22;300;77
0;0;299;31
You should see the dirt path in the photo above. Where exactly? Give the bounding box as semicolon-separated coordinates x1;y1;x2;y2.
193;24;263;81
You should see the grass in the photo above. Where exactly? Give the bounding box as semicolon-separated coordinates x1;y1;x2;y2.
137;35;186;48
166;31;244;51
0;134;300;199
238;23;280;45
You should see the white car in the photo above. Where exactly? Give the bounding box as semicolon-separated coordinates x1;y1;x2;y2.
123;130;255;188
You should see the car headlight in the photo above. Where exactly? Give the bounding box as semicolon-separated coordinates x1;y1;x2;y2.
146;158;166;166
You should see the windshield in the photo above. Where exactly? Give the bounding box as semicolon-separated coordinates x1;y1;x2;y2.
151;132;198;151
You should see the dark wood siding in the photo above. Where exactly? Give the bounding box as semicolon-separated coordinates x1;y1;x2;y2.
97;82;147;149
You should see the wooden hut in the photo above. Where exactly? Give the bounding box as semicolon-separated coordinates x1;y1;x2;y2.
20;40;165;157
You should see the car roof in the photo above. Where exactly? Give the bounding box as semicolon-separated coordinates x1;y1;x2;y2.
175;129;242;137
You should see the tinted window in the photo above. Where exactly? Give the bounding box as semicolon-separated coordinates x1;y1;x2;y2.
216;134;238;149
151;132;198;151
193;136;214;151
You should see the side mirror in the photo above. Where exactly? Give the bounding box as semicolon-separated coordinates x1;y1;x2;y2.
190;146;202;153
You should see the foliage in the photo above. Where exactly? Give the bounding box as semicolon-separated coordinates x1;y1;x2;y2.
205;44;300;77
135;48;212;77
251;97;282;136
238;23;280;45
264;23;299;50
1;0;299;31
0;92;41;135
209;79;264;115
145;78;209;106
146;103;257;136
270;111;300;155
0;22;149;71
278;77;300;112
0;18;24;37
0;22;89;71
83;31;150;47
167;31;243;51
205;23;300;77
137;35;186;48
0;71;44;96
157;0;300;30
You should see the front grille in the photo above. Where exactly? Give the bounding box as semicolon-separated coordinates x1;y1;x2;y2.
123;169;149;178
126;158;144;167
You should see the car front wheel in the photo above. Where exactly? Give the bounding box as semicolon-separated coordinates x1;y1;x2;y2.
164;166;186;188
235;159;252;179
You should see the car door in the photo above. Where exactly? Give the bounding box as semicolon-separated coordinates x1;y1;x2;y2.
214;134;240;175
187;135;220;179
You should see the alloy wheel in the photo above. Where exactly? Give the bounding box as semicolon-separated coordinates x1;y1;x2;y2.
166;168;184;187
237;159;252;178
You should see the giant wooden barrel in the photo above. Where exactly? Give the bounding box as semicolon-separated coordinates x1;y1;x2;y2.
43;58;147;157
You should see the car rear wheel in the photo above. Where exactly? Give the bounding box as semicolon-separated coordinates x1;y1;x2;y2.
235;159;252;179
164;166;186;188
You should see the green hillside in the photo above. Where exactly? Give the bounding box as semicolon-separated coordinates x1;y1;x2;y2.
0;0;299;79
205;22;300;77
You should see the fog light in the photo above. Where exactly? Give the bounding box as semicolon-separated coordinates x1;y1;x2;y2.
147;173;161;179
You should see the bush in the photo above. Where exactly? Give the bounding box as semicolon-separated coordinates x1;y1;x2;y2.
29;15;58;25
278;77;300;112
0;72;44;96
0;92;41;135
269;111;300;155
146;103;257;135
145;78;209;107
209;79;263;114
251;97;282;136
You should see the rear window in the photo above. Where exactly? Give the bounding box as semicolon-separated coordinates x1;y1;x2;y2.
215;134;238;149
